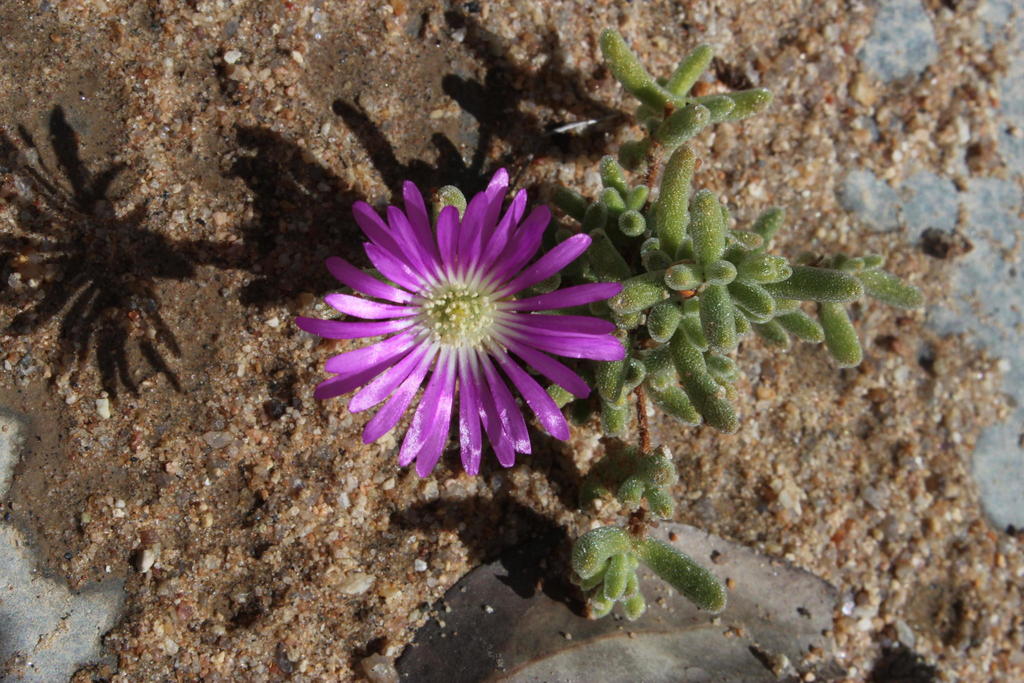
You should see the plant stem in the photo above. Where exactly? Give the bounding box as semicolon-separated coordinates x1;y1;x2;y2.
643;141;663;190
635;384;650;453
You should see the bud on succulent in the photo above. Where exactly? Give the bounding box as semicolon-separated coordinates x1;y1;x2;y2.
434;185;467;217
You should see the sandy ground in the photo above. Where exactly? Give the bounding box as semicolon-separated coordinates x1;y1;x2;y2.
1;0;1022;680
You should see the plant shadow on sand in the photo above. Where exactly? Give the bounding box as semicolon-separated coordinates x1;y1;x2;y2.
0;112;370;396
1;107;191;397
332;9;623;202
391;495;582;610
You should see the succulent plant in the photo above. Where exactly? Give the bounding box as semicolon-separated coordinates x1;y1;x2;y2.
571;525;727;620
560;30;923;620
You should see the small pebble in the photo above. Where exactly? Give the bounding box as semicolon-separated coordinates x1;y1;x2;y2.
339;573;375;595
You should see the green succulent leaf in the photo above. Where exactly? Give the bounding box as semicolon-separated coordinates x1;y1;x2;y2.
601;396;630;436
689;190;727;265
728;280;776;320
857;268;924;308
693;94;736;122
775;309;825;342
588;228;633;281
649;384;702;425
647;300;684;343
764;265;864;303
705;259;738;285
553;186;589;222
610;271;667;315
652;145;696;258
723;88;773;121
753;319;791;348
603;553;632;602
600;155;630;196
636;538;727;613
434;185;467;217
582;201;609;232
699;284;738;353
573;526;633;580
819;302;862;367
600;29;681;110
665;43;713;95
618;209;647;237
655;103;711;148
751;207;784;247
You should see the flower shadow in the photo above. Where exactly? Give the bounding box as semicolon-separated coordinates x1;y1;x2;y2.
1;107;192;397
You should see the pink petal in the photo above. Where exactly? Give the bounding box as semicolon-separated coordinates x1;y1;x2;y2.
365;242;424;292
457;189;490;270
295;316;414;340
435;205;459;274
478;353;531;453
325;256;413;303
324;293;416;320
324;332;416;373
415;360;457;476
362;347;437;443
506;313;617;335
457;353;483;475
474;361;518;468
506;328;626;361
486;168;510;194
352;202;403;255
505;338;591;398
402;181;437;258
386;205;438;278
483;205;550;285
494;233;591;296
509;282;622;312
492;350;570;440
477;189;527;273
312;348;402;399
348;343;431;413
398;351;452;467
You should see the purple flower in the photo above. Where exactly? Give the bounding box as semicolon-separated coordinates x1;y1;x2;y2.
296;170;624;476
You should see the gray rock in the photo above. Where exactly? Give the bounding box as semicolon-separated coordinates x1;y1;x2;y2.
858;0;939;82
838;168;902;232
899;172;959;233
981;1;1024;173
0;409;125;681
926;177;1024;530
973;421;1024;531
398;524;842;682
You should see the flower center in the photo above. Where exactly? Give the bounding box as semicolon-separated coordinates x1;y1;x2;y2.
418;284;497;347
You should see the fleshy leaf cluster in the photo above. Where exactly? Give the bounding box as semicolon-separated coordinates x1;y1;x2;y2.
598;30;772;170
552;36;923;434
580;444;677;518
571;526;726;620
